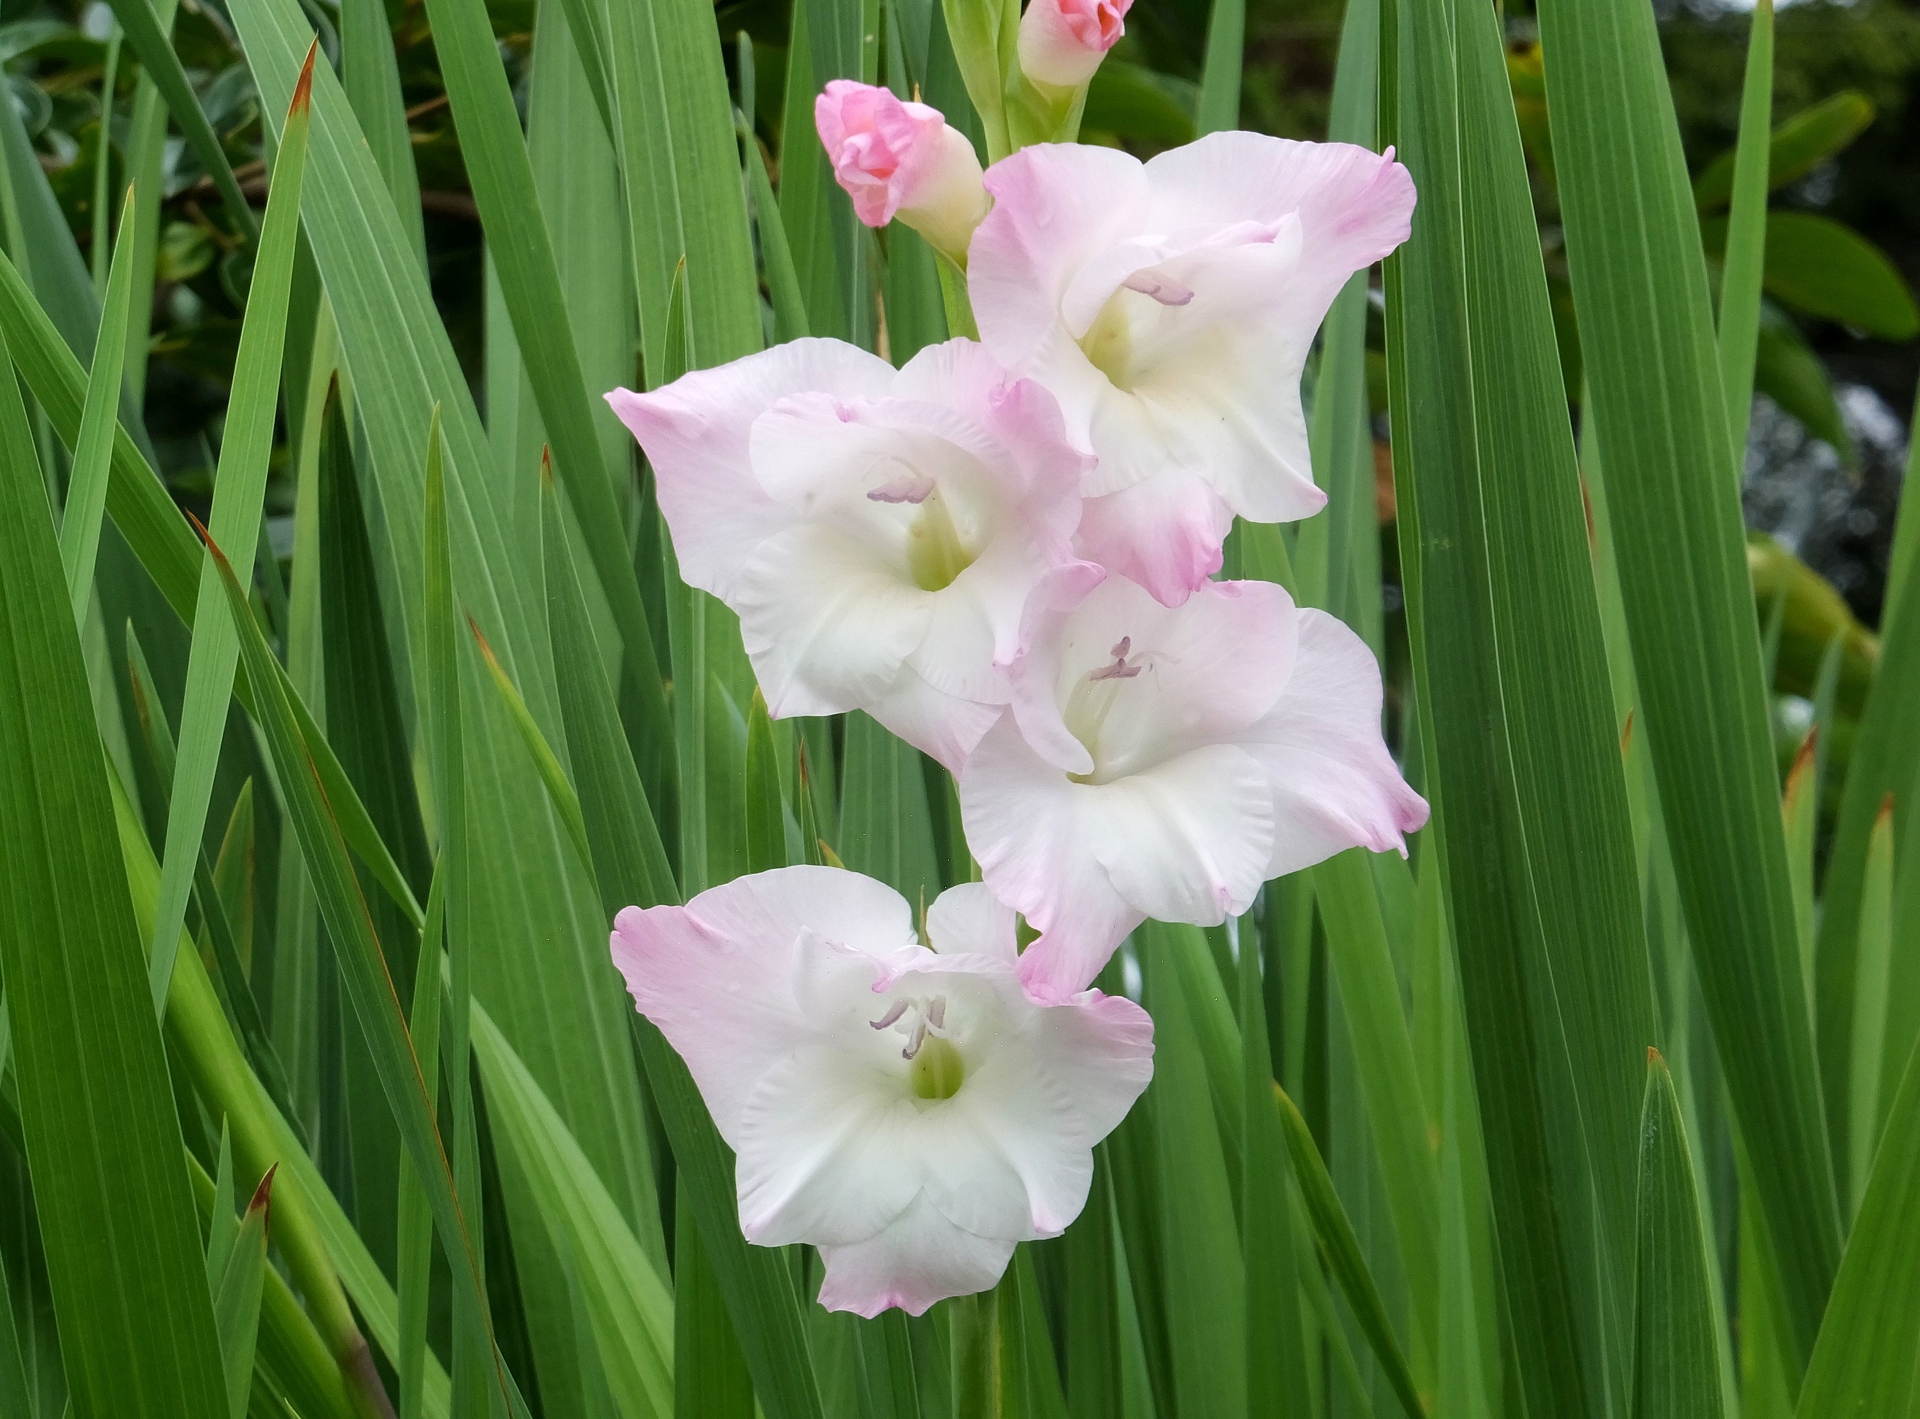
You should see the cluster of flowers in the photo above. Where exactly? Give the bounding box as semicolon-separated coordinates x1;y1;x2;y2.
603;0;1424;1318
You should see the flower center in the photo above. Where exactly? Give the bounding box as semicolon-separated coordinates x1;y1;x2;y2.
871;994;965;1100
1064;636;1143;783
1079;295;1136;391
867;478;978;592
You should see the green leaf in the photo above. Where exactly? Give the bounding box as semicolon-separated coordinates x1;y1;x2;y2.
745;689;789;875
1271;1083;1423;1419
1715;0;1772;466
1796;1037;1920;1416
602;0;762;372
741;117;811;344
1632;1053;1727;1419
1537;0;1844;1361
1753;303;1852;457
673;1194;757;1419
398;863;447;1419
838;711;943;909
56;180;137;625
1704;211;1920;341
1383;0;1659;1409
1693;90;1875;212
147;49;316;1015
1816;412;1920;1194
339;0;425;269
1239;899;1309;1418
0;289;228;1419
213;1168;274;1419
1846;797;1897;1219
1196;0;1244;134
471;1004;675;1419
202;515;525;1415
1146;950;1245;1419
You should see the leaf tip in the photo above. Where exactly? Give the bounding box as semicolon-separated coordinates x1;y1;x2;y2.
538;444;553;489
291;40;318;115
247;1162;278;1235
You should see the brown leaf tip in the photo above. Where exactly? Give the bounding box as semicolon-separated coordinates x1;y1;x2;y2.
291;40;318;116
538;445;554;489
247;1162;279;1235
1791;728;1819;776
1876;792;1895;827
186;511;233;572
1647;1045;1665;1067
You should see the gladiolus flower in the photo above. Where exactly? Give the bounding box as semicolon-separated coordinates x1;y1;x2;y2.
816;80;991;264
606;338;1093;771
610;869;1154;1316
1018;0;1132;90
961;569;1428;999
968;134;1416;606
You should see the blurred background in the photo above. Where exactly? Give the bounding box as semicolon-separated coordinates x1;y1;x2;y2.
2;0;1916;780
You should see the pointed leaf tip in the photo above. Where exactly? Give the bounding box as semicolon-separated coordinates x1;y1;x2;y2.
538;445;553;488
291;41;317;114
245;1163;278;1233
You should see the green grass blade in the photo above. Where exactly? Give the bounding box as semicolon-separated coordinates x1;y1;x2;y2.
1313;851;1439;1358
340;0;426;270
399;862;447;1419
97;0;259;240
1795;1038;1920;1417
470;614;595;875
1382;0;1659;1407
745;690;789;874
420;0;667;759
1633;1053;1726;1419
147;51;317;1015
213;1169;274;1419
56;185;137;626
674;1195;758;1419
471;1005;675;1419
1239;902;1310;1418
603;0;763;371
742;119;812;344
1716;0;1773;465
0;298;228;1419
1536;0;1845;1358
838;711;943;909
1846;798;1896;1219
202;521;524;1415
1816;411;1920;1198
1272;1083;1423;1419
1195;0;1245;133
1146;952;1245;1419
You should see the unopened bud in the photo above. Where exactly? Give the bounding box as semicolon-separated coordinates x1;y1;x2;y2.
1017;0;1132;91
815;80;990;265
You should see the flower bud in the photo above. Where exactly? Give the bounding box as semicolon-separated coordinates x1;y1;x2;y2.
1017;0;1132;91
814;80;990;264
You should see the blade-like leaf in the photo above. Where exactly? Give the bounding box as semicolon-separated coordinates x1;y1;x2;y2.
0;299;228;1419
147;49;317;1013
213;1169;275;1419
1715;0;1772;465
1538;0;1845;1360
57;183;138;625
1796;1038;1920;1416
1632;1053;1726;1419
1693;90;1875;211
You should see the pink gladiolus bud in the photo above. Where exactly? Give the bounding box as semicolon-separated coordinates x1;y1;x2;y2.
815;80;989;262
1018;0;1132;90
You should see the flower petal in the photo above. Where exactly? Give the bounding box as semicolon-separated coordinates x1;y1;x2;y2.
816;1195;1017;1317
736;524;934;718
606;339;895;601
925;881;1019;961
1241;608;1429;874
959;713;1144;997
867;668;1005;773
1072;471;1235;607
1083;743;1275;926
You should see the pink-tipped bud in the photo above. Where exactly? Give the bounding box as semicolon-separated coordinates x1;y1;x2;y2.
1017;0;1132;90
815;80;990;263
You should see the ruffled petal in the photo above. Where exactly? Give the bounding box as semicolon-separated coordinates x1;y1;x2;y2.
1239;608;1429;875
606;339;895;601
1084;743;1275;926
816;1195;1017;1317
866;668;1005;774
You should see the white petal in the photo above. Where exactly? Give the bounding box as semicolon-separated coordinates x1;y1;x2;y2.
866;667;1005;773
959;713;1144;997
925;882;1019;961
736;525;934;718
1085;743;1274;925
816;1195;1017;1317
1240;609;1429;874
